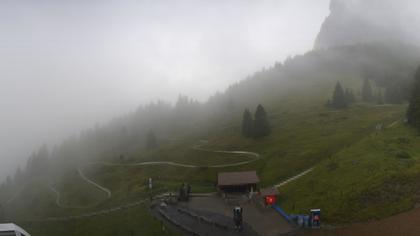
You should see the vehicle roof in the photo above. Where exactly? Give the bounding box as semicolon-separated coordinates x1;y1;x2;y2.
0;223;31;235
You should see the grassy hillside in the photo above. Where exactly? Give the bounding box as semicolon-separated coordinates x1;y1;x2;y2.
2;42;420;235
10;101;408;235
20;204;181;236
280;118;420;223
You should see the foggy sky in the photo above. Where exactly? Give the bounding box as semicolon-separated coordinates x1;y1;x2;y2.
333;0;420;44
0;0;330;180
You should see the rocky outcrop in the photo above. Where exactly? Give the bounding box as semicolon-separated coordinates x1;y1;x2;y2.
314;0;420;49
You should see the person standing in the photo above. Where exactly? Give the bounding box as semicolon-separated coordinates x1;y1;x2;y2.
233;206;243;231
186;184;191;201
148;177;153;190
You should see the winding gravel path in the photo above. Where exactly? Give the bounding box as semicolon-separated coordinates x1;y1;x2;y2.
274;167;314;188
82;148;260;169
17;200;148;223
35;118;402;221
77;167;112;199
48;185;101;209
31;141;312;222
387;119;400;128
48;144;260;209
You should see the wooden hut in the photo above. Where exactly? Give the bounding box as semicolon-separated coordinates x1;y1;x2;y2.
217;171;260;193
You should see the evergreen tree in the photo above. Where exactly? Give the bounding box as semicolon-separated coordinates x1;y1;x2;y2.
376;90;384;105
253;105;270;138
362;78;373;102
385;84;403;104
407;66;420;132
241;109;254;138
0;204;4;221
5;176;11;188
331;82;347;109
14;166;22;183
345;88;355;103
226;95;235;111
146;130;157;149
26;145;50;177
325;99;332;108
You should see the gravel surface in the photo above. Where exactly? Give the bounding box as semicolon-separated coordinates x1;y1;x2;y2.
152;203;259;236
179;196;296;236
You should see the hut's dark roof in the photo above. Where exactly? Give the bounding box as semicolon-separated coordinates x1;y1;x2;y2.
260;186;279;196
217;171;260;186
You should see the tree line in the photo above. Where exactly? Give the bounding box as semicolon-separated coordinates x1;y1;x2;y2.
326;82;355;109
327;77;407;109
407;66;420;132
326;65;420;134
241;104;271;138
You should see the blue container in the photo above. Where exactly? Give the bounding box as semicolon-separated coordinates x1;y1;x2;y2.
297;215;304;227
303;215;310;228
289;214;298;222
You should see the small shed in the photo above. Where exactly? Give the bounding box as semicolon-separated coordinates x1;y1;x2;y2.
260;186;279;206
217;171;260;193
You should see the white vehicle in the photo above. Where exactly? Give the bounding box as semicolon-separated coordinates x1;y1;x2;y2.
0;224;30;236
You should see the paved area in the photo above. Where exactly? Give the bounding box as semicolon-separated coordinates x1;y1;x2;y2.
153;203;259;236
181;196;295;236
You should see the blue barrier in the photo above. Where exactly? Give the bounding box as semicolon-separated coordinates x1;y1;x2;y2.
272;205;294;224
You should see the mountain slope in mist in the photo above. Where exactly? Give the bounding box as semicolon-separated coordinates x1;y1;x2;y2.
3;0;420;235
314;0;420;49
2;41;420;232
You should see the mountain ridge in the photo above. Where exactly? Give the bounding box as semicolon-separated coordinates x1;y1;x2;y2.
314;0;420;49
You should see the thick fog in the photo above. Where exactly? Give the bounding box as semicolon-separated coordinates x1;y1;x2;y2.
0;0;331;181
330;0;420;45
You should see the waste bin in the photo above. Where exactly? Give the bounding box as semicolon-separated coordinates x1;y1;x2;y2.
310;209;321;228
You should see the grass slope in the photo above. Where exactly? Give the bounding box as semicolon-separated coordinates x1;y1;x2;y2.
19;204;180;236
280;118;420;223
6;98;410;235
4;42;420;234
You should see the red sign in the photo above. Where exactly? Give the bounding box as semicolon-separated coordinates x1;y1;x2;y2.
265;195;276;205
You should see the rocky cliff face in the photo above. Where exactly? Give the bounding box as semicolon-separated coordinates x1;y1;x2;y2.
314;0;420;49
